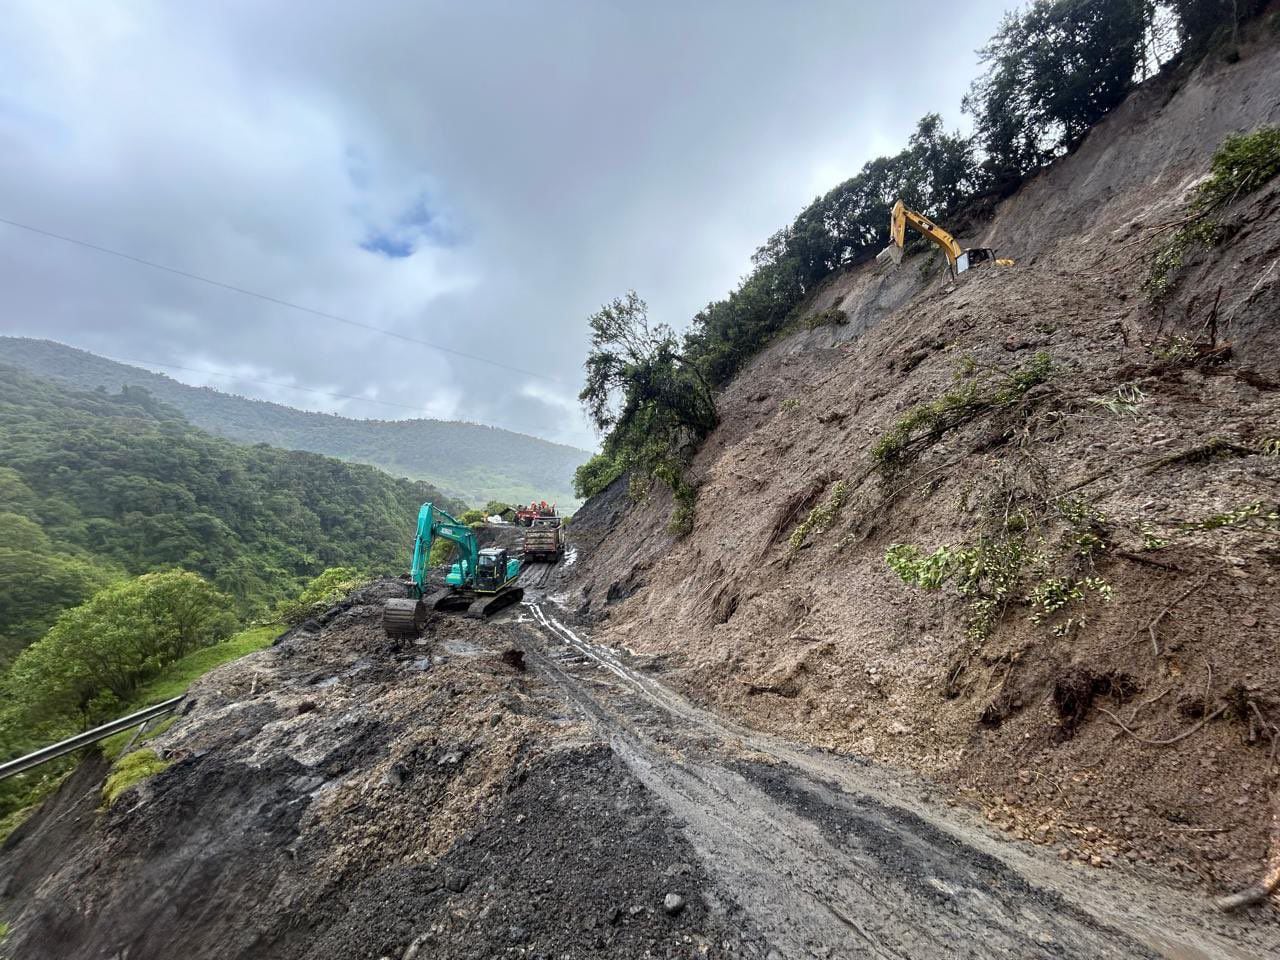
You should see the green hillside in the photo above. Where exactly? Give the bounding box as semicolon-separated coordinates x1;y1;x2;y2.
0;363;459;665
1;338;589;507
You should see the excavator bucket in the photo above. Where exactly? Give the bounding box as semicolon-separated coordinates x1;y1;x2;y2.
875;244;904;268
383;598;428;638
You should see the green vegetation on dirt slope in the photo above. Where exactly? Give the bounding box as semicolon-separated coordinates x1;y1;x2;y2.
0;363;456;663
1;338;590;507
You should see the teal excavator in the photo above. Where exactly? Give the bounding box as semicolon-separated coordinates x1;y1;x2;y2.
383;502;523;637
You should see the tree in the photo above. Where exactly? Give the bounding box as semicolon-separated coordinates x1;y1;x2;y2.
580;291;717;453
1168;0;1266;53
966;0;1148;186
1;571;235;737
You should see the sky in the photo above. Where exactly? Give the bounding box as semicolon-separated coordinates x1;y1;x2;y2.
0;1;1013;451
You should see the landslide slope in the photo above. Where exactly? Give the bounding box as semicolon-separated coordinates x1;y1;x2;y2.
571;32;1280;896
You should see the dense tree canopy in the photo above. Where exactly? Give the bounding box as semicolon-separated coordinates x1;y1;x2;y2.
965;0;1148;185
1;571;236;741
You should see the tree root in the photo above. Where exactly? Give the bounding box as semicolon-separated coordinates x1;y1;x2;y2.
1096;704;1226;745
1127;577;1207;656
1215;804;1280;912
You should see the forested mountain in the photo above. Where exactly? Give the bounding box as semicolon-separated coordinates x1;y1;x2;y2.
1;338;590;507
0;363;459;665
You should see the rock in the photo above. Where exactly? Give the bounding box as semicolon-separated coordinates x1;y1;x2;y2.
296;700;317;715
606;906;621;925
443;868;471;893
663;893;686;916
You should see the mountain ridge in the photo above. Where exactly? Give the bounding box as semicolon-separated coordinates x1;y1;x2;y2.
0;337;590;507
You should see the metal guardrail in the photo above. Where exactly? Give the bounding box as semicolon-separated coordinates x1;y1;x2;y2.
0;695;185;781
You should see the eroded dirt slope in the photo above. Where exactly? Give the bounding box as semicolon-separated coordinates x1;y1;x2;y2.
569;32;1280;899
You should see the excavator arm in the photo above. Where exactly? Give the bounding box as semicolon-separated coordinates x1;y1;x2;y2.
884;199;963;270
407;502;478;599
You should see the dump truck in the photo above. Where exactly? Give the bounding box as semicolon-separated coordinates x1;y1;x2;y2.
522;515;565;562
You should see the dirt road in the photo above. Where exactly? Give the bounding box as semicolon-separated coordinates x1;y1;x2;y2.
510;597;1279;960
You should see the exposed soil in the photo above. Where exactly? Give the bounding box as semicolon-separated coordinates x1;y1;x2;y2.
5;23;1280;960
566;28;1280;905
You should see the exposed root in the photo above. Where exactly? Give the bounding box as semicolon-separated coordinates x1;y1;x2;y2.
1052;668;1136;740
1127;577;1207;657
1215;803;1280;912
1097;704;1226;746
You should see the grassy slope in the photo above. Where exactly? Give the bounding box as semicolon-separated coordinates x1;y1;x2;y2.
100;624;282;760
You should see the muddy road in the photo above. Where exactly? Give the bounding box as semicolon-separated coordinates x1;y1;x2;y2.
507;596;1279;960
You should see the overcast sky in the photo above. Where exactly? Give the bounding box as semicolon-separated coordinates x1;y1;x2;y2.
0;1;1011;450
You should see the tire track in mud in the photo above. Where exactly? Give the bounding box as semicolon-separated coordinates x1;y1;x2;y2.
513;601;1279;960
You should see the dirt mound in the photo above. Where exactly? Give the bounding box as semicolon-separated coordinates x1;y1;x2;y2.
567;30;1280;901
301;744;757;959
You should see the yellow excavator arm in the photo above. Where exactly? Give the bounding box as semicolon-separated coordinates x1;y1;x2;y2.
886;199;963;269
876;199;1013;276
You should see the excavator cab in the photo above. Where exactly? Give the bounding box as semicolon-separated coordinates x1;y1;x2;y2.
475;547;511;591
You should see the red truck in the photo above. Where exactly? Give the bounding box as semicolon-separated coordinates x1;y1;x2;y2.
514;500;557;526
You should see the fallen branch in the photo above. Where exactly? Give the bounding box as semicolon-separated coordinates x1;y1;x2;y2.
1114;550;1183;572
1097;704;1226;745
1142;439;1255;476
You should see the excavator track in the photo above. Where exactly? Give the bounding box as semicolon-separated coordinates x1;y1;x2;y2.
465;586;524;619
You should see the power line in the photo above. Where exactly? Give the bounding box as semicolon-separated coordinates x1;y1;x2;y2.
0;214;561;383
104;353;440;416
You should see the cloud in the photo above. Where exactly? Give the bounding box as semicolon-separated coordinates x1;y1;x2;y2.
0;0;1012;451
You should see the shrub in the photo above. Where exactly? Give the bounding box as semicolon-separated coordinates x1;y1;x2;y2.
274;567;364;625
1193;126;1280;211
573;451;626;500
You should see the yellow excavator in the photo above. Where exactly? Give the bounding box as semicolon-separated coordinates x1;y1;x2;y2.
875;199;1014;276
